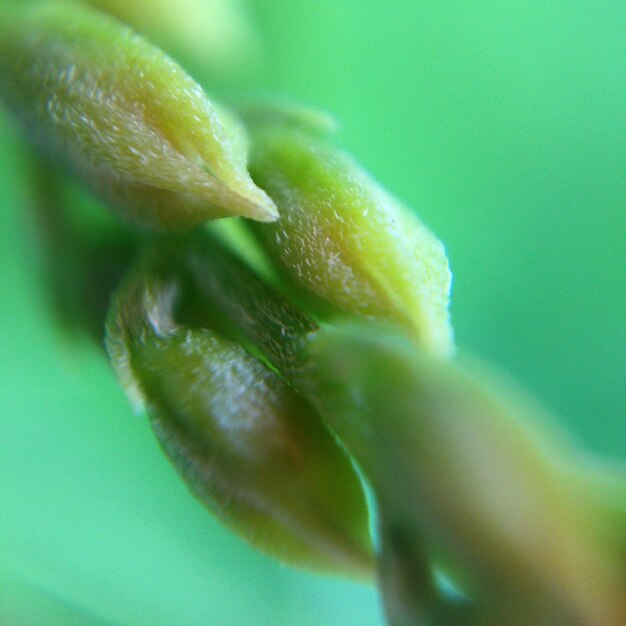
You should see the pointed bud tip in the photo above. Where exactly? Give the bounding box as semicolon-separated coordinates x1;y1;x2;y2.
243;115;453;355
0;1;274;230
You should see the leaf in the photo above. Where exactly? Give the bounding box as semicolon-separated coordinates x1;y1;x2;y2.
0;1;277;229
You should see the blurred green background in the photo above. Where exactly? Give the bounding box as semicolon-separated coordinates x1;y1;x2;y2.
1;1;624;624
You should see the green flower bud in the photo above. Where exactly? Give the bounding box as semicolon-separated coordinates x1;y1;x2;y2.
243;106;453;356
303;323;626;625
105;252;374;578
84;0;259;75
0;2;277;229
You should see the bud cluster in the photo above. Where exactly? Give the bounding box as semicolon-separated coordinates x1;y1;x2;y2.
1;2;623;625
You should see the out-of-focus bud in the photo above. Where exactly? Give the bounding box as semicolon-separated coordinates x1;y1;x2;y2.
242;106;453;356
303;322;626;626
0;2;277;230
84;0;260;75
105;252;374;578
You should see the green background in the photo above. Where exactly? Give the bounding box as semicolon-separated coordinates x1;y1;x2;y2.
1;1;624;624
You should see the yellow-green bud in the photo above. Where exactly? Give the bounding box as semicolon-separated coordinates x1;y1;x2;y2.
105;252;374;578
243;106;453;356
0;2;277;229
304;323;626;625
84;0;259;75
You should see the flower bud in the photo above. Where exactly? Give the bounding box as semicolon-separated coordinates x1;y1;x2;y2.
303;322;626;625
0;2;277;229
243;106;453;356
105;253;373;578
84;0;259;75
